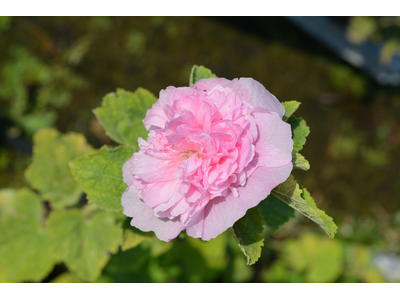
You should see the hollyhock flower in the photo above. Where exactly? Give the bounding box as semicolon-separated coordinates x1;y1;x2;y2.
122;77;293;242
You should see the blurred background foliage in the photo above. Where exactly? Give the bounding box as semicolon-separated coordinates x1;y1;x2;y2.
1;16;400;283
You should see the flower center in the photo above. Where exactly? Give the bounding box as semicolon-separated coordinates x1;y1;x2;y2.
181;150;201;160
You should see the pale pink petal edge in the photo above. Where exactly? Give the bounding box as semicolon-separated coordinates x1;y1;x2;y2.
186;162;293;241
122;186;185;242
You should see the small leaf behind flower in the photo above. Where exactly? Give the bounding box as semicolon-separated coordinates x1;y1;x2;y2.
93;88;157;147
287;115;310;152
258;194;295;231
69;145;135;211
292;152;310;171
189;65;217;86
228;207;264;265
271;175;337;238
282;101;301;122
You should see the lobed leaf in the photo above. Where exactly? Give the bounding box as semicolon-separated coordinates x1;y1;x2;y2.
47;209;121;282
0;189;55;282
228;207;264;265
69;145;135;211
258;194;295;231
282;100;301;122
189;65;217;86
271;175;337;238
287;115;310;152
25;128;95;209
93;88;157;147
292;152;310;171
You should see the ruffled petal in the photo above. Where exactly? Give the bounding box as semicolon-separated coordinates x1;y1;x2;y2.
252;109;293;168
193;77;234;92
195;77;285;118
186;162;293;241
122;157;134;185
122;186;185;242
132;153;182;182
143;86;176;130
233;78;285;118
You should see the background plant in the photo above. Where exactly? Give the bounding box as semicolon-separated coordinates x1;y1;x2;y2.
1;17;399;283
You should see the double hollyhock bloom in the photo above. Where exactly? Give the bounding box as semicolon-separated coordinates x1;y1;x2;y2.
122;78;293;242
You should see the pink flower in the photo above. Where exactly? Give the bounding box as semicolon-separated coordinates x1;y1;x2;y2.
122;77;293;242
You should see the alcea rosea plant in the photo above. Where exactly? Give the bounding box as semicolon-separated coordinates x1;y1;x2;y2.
72;65;337;264
0;66;337;283
121;77;294;242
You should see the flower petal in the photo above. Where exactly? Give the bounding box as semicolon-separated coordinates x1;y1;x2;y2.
234;78;285;118
186;162;293;240
253;109;293;168
132;153;182;182
122;157;134;185
122;186;185;242
193;77;234;92
143;86;176;130
195;77;285;118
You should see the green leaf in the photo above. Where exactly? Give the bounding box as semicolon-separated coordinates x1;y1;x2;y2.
121;218;154;251
228;207;264;265
19;111;55;134
93;88;157;147
189;65;217;86
25;129;95;209
69;145;135;211
271;175;337;238
287;116;310;152
47;209;122;282
283;234;343;283
122;229;153;251
292;152;310;171
258;194;295;231
282;101;301;122
0;188;55;282
187;232;228;270
262;261;294;283
50;272;84;283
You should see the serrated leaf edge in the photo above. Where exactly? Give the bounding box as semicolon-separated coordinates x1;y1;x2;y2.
282;100;301;122
271;176;337;239
292;152;310;171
